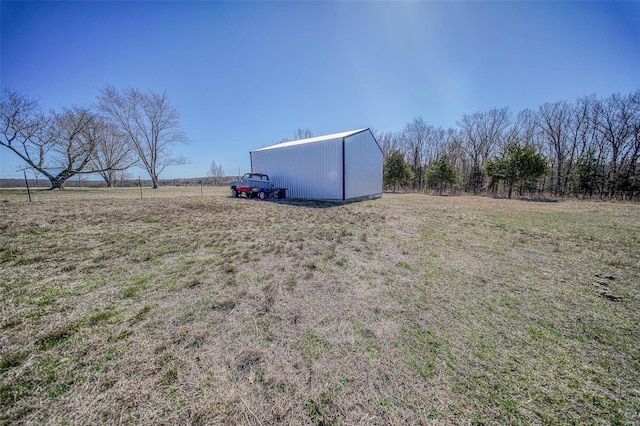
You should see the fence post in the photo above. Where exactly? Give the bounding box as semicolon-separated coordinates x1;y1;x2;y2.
23;170;32;202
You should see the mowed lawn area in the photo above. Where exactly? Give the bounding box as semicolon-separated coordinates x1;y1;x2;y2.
1;187;639;425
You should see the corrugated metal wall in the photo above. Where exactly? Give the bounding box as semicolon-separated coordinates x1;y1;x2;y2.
344;130;383;199
251;138;343;200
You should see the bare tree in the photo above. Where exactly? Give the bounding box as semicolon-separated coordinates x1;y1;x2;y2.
538;101;574;195
424;125;447;166
207;160;226;185
402;117;429;190
1;89;111;189
91;120;136;187
457;108;511;193
593;92;635;197
509;109;540;148
561;96;597;195
627;90;640;198
293;128;313;140
98;86;188;189
570;96;596;158
46;105;105;189
480;107;511;157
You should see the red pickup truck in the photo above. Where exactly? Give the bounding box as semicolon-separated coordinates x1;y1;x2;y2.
229;173;286;200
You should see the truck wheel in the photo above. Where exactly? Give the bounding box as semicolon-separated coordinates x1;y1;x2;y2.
258;190;267;200
231;188;238;198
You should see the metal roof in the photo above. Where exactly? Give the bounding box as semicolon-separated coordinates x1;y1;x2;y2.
252;128;369;152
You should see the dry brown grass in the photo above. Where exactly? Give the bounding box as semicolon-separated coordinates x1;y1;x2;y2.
1;187;639;424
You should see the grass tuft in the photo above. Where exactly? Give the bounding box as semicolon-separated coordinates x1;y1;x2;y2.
0;352;28;375
293;330;331;363
37;322;82;350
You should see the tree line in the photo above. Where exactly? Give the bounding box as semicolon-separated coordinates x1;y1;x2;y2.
4;85;637;198
0;87;187;189
378;89;639;200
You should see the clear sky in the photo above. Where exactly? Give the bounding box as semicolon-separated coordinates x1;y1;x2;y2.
1;1;639;180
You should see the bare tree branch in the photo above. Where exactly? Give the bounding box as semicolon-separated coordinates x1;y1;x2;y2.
293;128;313;140
207;160;226;185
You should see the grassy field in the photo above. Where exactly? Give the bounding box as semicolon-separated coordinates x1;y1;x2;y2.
1;187;639;425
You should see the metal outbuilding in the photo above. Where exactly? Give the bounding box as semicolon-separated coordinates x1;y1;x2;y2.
250;128;382;201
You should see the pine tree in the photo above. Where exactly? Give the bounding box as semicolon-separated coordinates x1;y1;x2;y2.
486;143;548;199
425;155;459;195
383;150;413;192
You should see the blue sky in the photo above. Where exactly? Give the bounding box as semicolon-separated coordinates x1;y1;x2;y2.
1;1;639;180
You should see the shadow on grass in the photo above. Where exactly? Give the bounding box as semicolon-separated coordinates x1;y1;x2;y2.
491;195;561;203
233;196;380;208
383;190;561;203
275;199;348;208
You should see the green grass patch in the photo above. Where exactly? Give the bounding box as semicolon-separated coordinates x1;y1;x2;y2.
400;327;446;380
292;330;331;362
0;351;29;375
37;322;83;350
